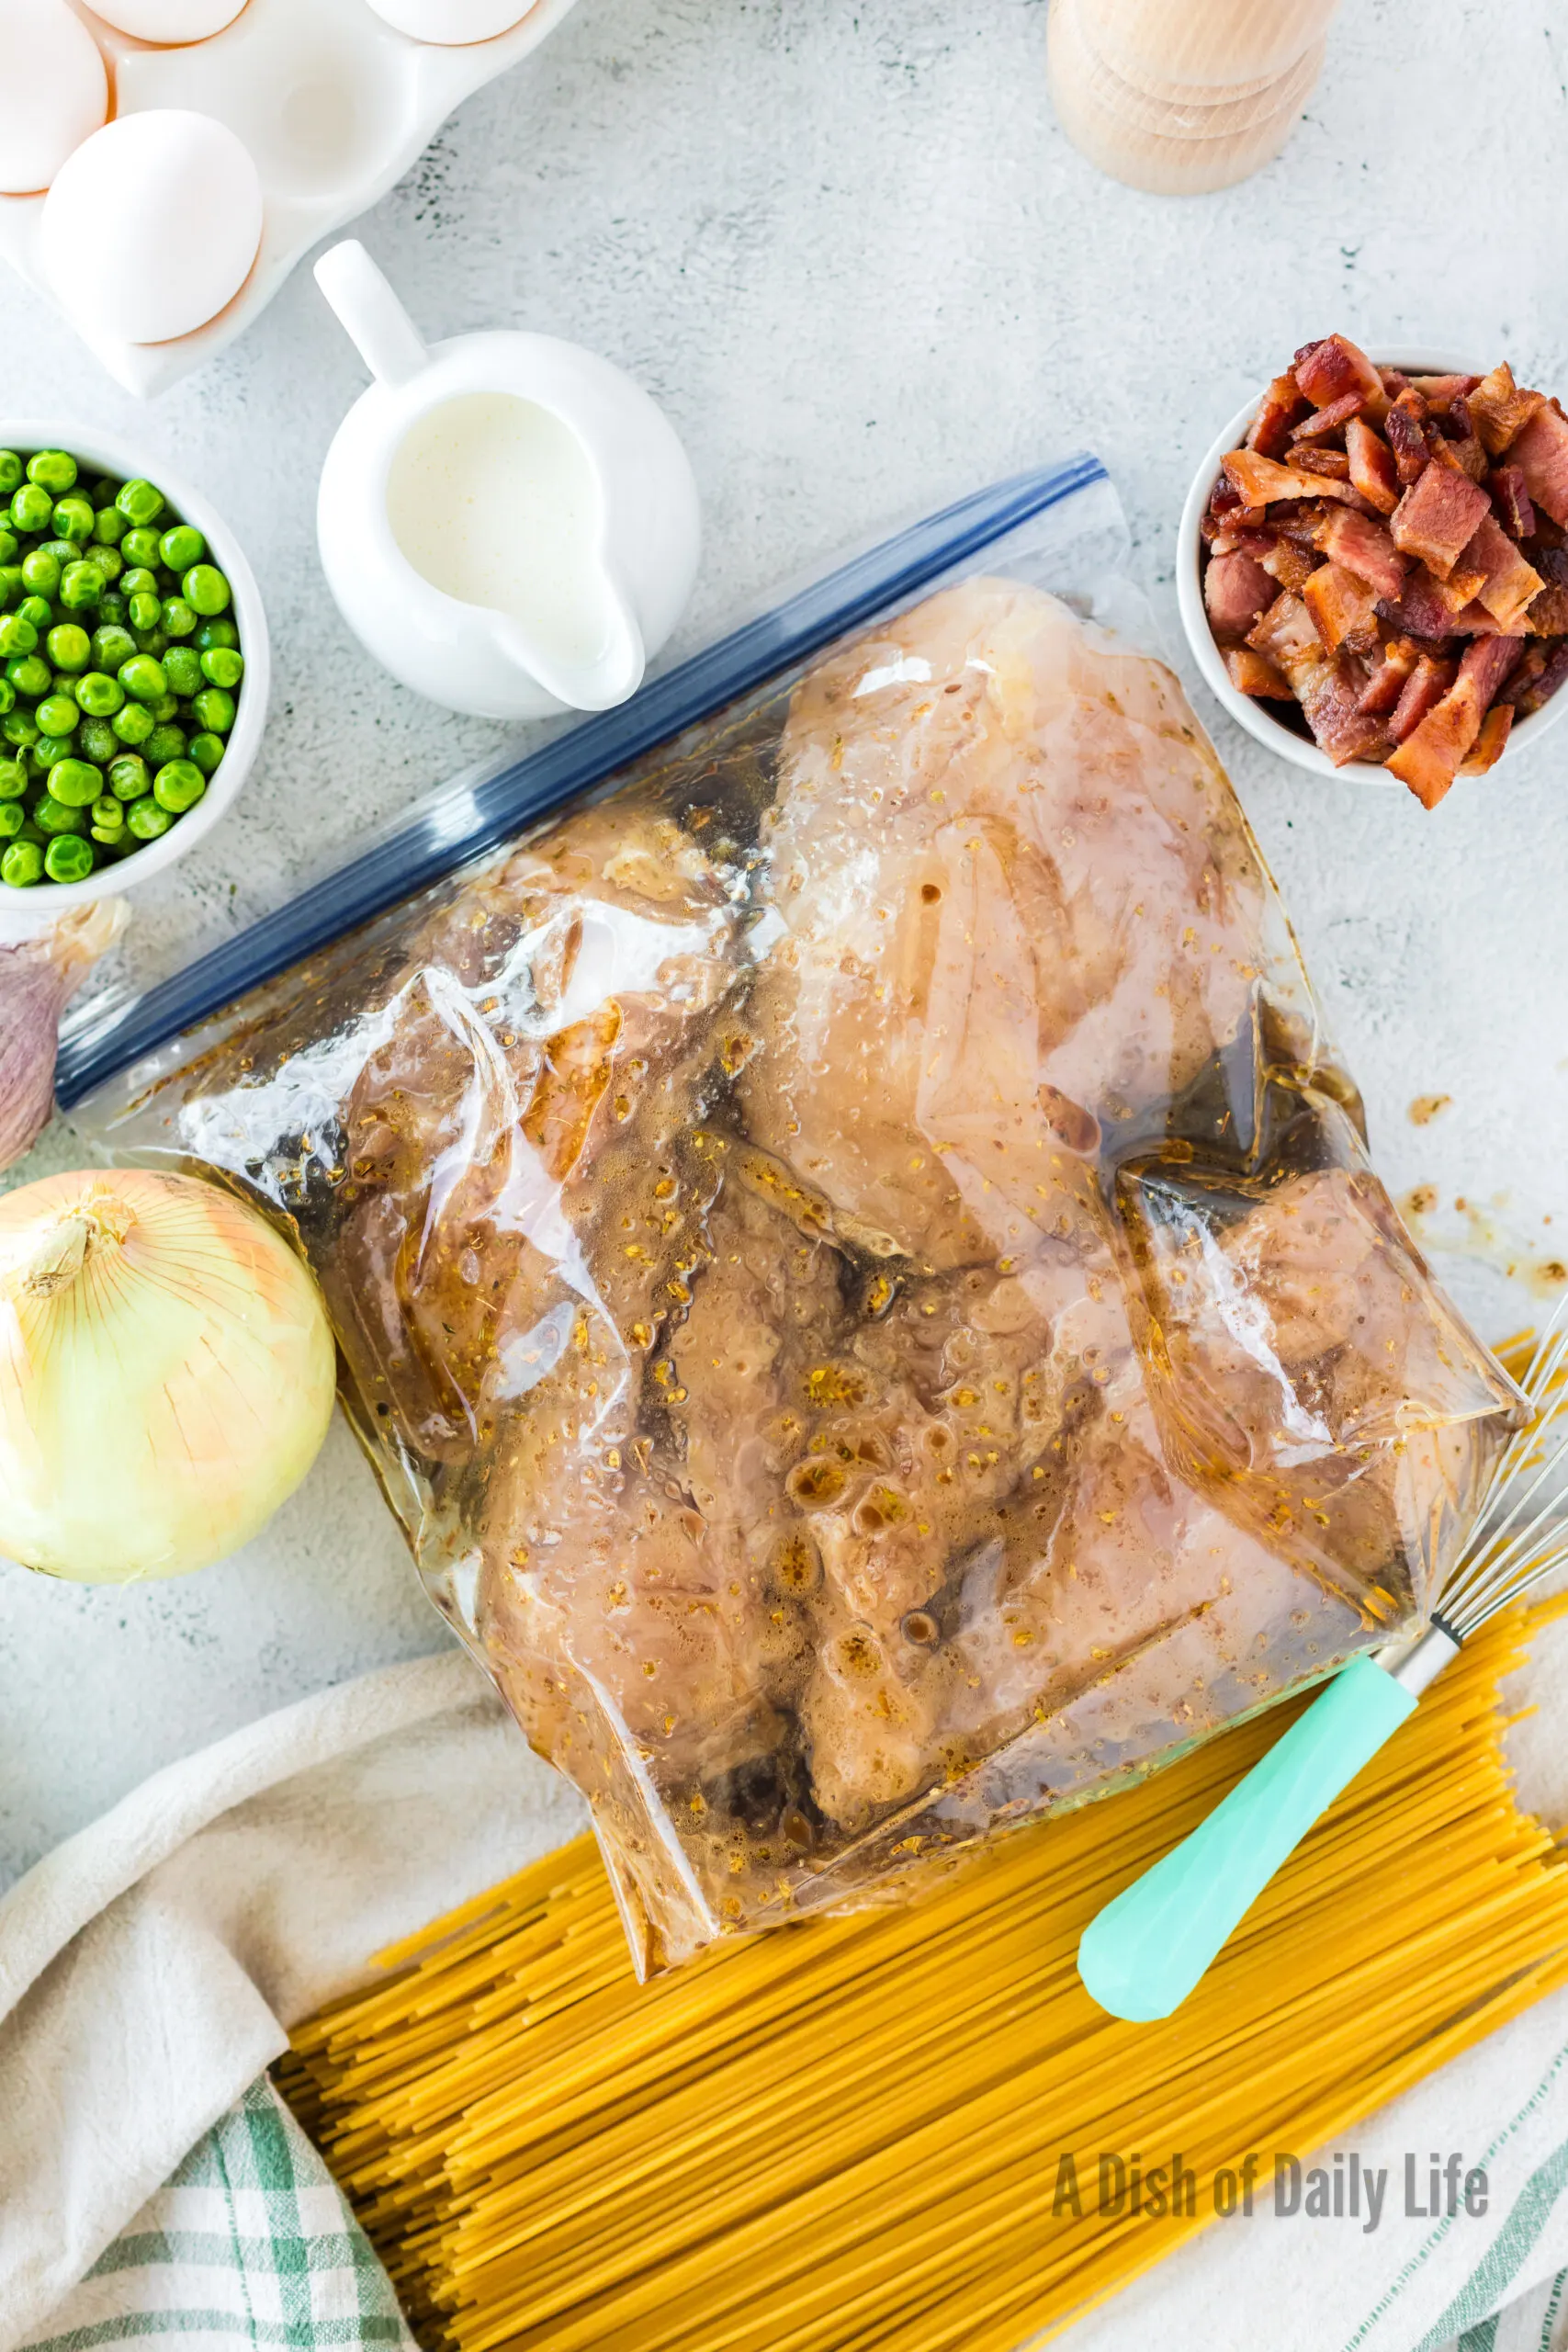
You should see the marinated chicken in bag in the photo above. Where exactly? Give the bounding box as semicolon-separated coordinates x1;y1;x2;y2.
115;579;1520;1970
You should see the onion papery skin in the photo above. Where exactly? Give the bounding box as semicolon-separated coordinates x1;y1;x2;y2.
0;1170;337;1584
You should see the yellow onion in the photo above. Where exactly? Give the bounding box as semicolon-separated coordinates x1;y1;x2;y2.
0;1169;336;1583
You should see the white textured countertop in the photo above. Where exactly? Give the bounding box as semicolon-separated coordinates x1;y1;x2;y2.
3;0;1566;1891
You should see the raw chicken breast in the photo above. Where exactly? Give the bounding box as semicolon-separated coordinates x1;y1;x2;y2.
126;579;1520;1973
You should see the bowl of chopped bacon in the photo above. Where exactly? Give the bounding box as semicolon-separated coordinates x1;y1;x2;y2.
1179;336;1568;808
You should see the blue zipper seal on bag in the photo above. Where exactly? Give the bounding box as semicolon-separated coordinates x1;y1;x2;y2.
57;452;1106;1111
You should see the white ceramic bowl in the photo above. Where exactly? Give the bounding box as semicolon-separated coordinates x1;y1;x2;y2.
0;420;268;939
1176;348;1568;787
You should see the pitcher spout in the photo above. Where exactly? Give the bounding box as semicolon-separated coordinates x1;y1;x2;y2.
502;582;646;714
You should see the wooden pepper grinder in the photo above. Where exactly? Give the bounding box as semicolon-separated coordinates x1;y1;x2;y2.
1047;0;1343;195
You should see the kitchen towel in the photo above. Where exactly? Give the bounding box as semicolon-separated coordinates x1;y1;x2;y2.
6;1621;1568;2352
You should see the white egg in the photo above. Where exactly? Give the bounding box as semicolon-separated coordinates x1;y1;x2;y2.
0;0;107;196
364;0;534;42
85;0;247;39
40;111;264;347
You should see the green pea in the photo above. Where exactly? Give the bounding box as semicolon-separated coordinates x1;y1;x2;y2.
44;835;94;884
92;503;129;547
90;476;119;506
52;495;95;544
35;695;78;738
118;653;166;705
133;631;168;662
152;758;205;812
86;543;123;587
158;524;205;571
183;564;231;618
0;454;22;498
59;562;104;612
35;790;86;832
91;626;137;673
47;624;90;673
126;798;172;842
16;596;51;633
128;592;162;634
79;718;118;765
5;654;48;697
116;480;165;529
112;701;155;745
147;692;179;725
0;613;37;658
90;792;124;828
96;592;128;628
186;731;225;777
32;734;73;769
74;670;123;717
163;646;202;697
0;529;17;568
27;449;76;496
0;801;20;839
119;527;161;570
10;483;51;535
0;758;25;798
44;756;102;807
0;567;23;611
39;539;74;569
199;645;244;690
3;710;39;749
146;723;186;767
0;680;13;717
194;616;240;653
190;686;235;734
1;838;42;886
108;753;151;800
120;568;158;600
161;597;197;640
21;548;60;598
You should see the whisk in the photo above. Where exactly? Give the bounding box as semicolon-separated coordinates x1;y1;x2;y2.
1078;1296;1568;2022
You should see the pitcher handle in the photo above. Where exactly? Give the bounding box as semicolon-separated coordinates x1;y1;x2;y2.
315;242;429;391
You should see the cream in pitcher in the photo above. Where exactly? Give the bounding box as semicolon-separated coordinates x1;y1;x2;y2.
314;242;700;720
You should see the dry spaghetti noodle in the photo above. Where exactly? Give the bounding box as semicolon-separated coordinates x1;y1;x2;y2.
281;1600;1568;2352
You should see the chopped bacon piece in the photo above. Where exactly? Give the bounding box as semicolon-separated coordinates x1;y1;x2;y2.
1246;589;1321;673
1459;513;1543;630
1318;508;1407;599
1246;372;1310;459
1438;398;1488;482
1526;584;1568;636
1302;561;1381;655
1389;653;1454;741
1389;463;1492;578
1459;703;1514;774
1468;362;1547;457
1356;638;1420;715
1209;472;1246;515
1388;568;1459;642
1222;447;1366;510
1499;643;1549;706
1345;417;1399;514
1512;639;1568;715
1295;334;1382;409
1204;550;1276;638
1291;390;1366;442
1506;403;1568;526
1488;463;1536;540
1294;658;1391;765
1390;637;1523;804
1407;373;1482;411
1380;368;1411;397
1258;537;1320;594
1292;447;1350;479
1270;500;1334;547
1429;558;1490;615
1224;646;1293;699
1384;391;1431;485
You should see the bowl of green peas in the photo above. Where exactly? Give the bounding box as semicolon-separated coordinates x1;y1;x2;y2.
0;423;267;931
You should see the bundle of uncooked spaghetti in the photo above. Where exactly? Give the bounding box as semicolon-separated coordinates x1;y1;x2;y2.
281;1602;1568;2352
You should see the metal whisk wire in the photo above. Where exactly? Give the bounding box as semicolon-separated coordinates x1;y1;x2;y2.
1436;1291;1568;1641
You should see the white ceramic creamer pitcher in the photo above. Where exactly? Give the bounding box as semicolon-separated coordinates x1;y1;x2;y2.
314;242;700;720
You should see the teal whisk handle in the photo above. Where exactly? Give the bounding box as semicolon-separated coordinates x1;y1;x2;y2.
1076;1634;1457;2024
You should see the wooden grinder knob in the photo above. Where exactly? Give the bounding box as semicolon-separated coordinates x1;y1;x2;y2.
1048;0;1344;195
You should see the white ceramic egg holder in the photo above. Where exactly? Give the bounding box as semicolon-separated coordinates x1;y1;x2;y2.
1;0;581;398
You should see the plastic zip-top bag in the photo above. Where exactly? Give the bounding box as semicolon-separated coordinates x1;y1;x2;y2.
67;458;1522;1974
